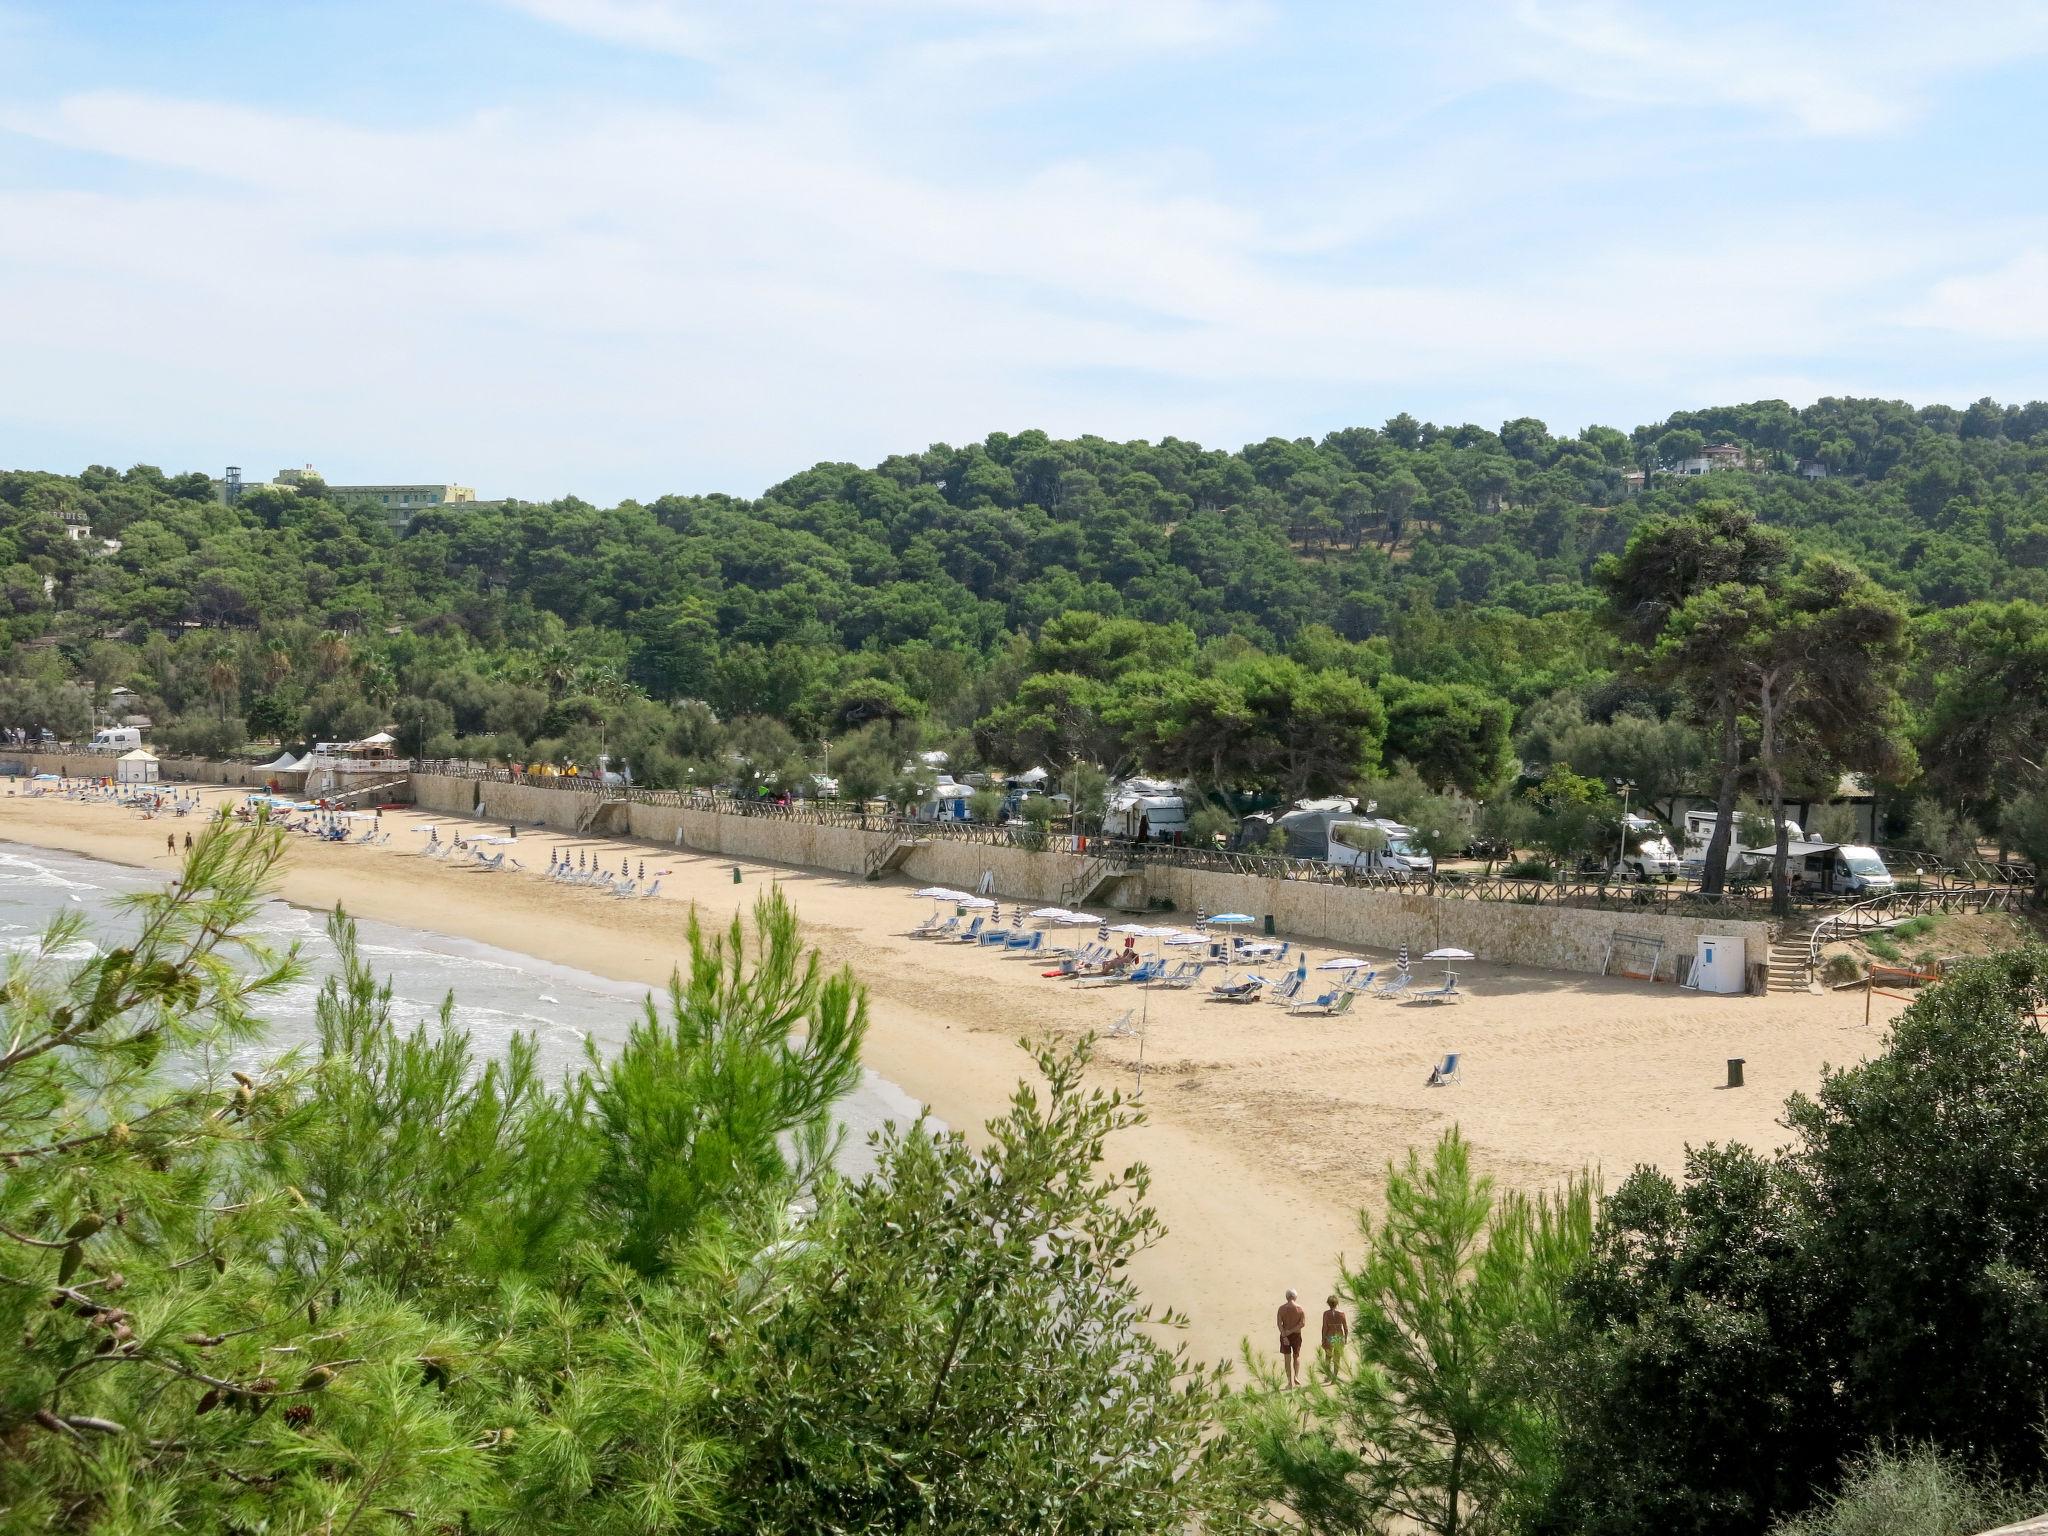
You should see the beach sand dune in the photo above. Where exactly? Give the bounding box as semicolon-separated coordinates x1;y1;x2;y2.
0;785;1894;1367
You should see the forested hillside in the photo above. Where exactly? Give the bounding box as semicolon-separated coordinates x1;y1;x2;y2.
6;395;2048;864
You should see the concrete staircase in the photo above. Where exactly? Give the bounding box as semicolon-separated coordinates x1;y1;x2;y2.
1063;853;1137;908
863;835;924;880
1767;916;1824;992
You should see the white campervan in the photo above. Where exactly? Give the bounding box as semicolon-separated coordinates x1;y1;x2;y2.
1614;813;1680;880
1104;779;1188;842
1327;817;1435;880
89;726;142;753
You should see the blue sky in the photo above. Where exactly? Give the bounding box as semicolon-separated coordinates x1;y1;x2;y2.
3;0;2046;504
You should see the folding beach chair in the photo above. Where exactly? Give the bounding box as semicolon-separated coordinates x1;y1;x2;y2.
1409;972;1460;1005
1426;1052;1461;1087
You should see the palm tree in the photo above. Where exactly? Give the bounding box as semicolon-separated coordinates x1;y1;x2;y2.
205;644;240;724
313;629;352;677
537;643;578;698
261;642;293;689
356;658;397;709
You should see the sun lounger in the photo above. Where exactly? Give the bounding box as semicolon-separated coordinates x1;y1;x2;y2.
1087;957;1163;987
979;926;1013;946
909;912;947;936
1289;991;1355;1018
1407;972;1460;1004
952;917;986;943
641;879;662;899
611;879;638;898
1210;973;1266;1002
919;917;961;941
1005;931;1043;955
1337;969;1378;994
1426;1052;1461;1086
1262;971;1306;1006
1372;972;1413;1001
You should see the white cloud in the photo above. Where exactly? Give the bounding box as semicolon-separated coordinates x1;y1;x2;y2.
496;0;1263;69
0;37;2033;498
496;0;719;59
1907;249;2048;342
1490;0;2048;137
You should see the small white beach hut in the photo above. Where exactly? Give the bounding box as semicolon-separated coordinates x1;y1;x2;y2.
115;748;159;785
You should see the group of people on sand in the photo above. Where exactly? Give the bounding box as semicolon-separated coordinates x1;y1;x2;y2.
1274;1288;1348;1387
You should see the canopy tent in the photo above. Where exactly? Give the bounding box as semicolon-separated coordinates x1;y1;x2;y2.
115;748;159;785
359;731;396;745
254;750;302;772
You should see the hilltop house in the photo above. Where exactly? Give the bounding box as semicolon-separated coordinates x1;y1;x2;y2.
1671;442;1749;476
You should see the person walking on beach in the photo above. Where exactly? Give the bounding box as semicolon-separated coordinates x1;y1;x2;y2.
1277;1289;1306;1388
183;832;192;852
166;833;176;857
1320;1294;1348;1375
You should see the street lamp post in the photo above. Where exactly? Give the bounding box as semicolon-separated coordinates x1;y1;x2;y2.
1615;780;1636;872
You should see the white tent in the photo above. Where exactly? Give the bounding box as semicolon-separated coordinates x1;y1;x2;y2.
115;748;159;785
255;750;301;772
360;731;396;745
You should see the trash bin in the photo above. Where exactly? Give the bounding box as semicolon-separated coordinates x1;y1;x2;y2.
731;864;742;885
1263;915;1276;936
1726;1058;1745;1089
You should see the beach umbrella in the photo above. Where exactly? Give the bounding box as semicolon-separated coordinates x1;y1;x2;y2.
1107;923;1151;935
1424;947;1476;960
1317;957;1374;970
1164;931;1209;946
959;895;995;909
913;886;958;899
1027;906;1069;919
1209;912;1255;924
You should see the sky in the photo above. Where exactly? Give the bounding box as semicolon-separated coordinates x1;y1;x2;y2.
2;0;2046;505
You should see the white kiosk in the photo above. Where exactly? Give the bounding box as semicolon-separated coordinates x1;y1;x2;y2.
1690;934;1746;994
114;748;159;786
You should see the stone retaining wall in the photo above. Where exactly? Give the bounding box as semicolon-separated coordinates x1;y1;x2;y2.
92;768;1767;984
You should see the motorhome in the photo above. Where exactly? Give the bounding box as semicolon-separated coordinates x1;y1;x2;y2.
1327;817;1435;880
1614;813;1680;881
1737;840;1896;897
1103;778;1188;842
910;778;974;822
88;726;142;753
1681;809;1802;880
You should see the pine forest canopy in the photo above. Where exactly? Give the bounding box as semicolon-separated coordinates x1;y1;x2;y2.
5;395;2048;862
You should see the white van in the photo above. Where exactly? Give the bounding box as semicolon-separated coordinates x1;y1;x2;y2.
89;726;141;753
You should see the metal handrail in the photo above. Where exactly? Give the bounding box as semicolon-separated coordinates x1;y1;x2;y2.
1805;884;2029;974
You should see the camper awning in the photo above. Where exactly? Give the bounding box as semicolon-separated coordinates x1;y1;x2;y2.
1746;840;1838;859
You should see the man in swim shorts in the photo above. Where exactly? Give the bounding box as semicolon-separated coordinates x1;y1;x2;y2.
1276;1288;1306;1387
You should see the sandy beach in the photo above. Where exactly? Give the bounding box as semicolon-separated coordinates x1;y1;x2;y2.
0;781;1899;1367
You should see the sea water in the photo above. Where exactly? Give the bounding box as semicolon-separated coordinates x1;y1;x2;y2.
0;841;932;1178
